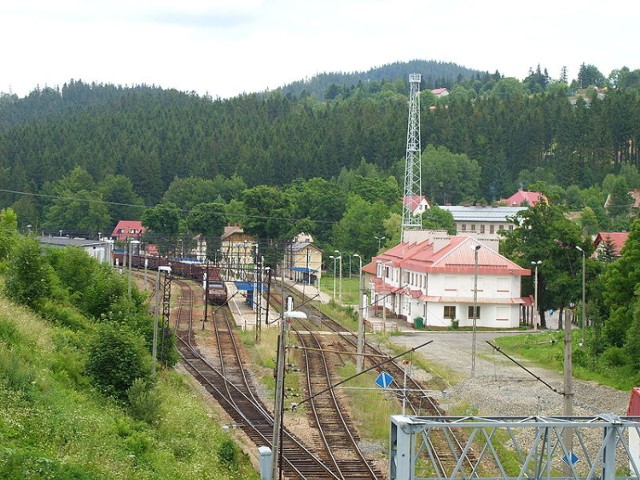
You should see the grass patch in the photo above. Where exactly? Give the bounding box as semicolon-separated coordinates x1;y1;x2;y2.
493;329;633;391
336;362;397;445
0;293;258;479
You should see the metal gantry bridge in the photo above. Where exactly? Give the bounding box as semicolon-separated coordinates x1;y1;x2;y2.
390;414;640;480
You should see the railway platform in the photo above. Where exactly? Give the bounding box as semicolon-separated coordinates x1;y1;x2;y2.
225;277;332;330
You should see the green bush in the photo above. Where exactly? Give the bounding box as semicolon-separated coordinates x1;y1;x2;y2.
127;378;162;424
600;346;629;367
217;439;238;467
85;323;152;400
0;347;35;391
4;237;52;309
39;300;90;331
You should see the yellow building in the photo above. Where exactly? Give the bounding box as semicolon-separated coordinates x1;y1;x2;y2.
283;233;322;286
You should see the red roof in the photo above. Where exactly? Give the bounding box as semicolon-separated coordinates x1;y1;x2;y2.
501;189;547;207
367;236;530;276
594;232;629;257
111;220;144;242
403;195;430;212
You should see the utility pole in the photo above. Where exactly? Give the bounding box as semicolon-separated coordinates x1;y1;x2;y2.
354;254;364;373
531;260;542;331
153;266;171;375
271;309;306;480
203;260;209;330
576;246;586;347
471;244;480;376
563;308;574;475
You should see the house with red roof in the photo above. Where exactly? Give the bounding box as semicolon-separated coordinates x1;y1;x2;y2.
403;195;430;215
431;88;449;97
501;189;547;207
111;220;145;242
593;232;629;259
363;233;530;328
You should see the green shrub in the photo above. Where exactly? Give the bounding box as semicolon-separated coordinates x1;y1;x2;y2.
127;378;162;424
600;346;629;367
572;346;588;367
0;347;35;392
217;438;238;467
39;300;90;331
85;323;152;400
4;237;53;309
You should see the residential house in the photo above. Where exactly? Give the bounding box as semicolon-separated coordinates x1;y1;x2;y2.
283;233;322;286
439;205;525;238
363;233;530;328
431;88;449;98
220;224;256;281
191;234;207;262
403;195;430;216
500;189;547;207
111;220;145;242
604;188;640;213
593;231;629;259
37;236;113;265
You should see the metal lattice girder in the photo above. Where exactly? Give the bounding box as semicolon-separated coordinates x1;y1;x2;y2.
390;414;640;480
402;73;423;242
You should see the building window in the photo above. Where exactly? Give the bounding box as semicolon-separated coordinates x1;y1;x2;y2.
468;306;481;319
461;224;466;232
480;224;485;234
444;306;456;319
471;224;476;231
490;224;495;234
509;225;514;231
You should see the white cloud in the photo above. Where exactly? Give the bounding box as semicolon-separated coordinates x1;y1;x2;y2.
1;0;639;98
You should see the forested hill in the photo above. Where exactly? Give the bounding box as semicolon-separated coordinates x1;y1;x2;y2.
1;61;640;239
277;59;488;100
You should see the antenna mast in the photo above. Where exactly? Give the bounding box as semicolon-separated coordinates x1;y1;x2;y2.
401;73;422;242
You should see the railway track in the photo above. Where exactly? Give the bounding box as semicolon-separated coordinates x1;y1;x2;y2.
145;270;476;478
170;278;344;479
269;291;385;478
277;283;478;477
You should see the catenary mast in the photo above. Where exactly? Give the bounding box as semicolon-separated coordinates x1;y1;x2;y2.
401;73;423;242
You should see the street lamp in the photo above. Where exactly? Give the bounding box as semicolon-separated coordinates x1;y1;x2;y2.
531;260;542;331
471;244;481;377
329;255;338;302
128;239;140;297
576;246;586;347
271;309;307;480
375;236;385;251
353;254;363;294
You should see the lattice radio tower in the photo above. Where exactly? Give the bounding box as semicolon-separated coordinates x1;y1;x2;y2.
401;73;422;242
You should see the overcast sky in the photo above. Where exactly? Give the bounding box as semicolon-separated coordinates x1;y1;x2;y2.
1;0;638;99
